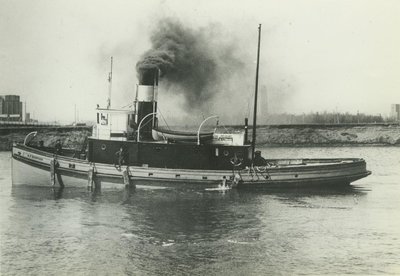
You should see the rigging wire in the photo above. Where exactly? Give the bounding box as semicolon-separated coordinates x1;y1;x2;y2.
157;107;171;130
120;93;136;109
120;102;134;109
246;87;254;121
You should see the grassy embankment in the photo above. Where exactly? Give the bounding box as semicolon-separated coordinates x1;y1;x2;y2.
0;127;91;151
1;124;399;151
255;124;400;146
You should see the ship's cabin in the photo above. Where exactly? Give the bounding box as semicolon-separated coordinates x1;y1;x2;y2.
93;108;136;141
85;65;254;169
87;105;254;170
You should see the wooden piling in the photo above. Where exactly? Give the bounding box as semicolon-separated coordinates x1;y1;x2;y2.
123;167;135;188
88;165;95;190
50;159;56;186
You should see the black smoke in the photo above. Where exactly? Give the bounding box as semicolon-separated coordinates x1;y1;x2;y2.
136;18;245;110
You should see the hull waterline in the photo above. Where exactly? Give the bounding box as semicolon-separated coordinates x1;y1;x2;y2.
11;144;371;190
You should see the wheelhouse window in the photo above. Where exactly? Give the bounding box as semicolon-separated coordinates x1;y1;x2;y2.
100;113;108;125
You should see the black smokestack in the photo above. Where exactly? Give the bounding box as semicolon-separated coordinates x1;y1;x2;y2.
136;18;224;109
138;67;158;86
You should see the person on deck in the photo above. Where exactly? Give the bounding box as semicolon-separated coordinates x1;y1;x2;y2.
115;147;125;170
54;140;62;155
253;151;267;166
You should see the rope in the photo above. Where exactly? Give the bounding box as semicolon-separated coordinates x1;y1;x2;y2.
255;165;272;180
231;164;244;186
157;107;171;130
247;88;254;120
120;102;134;109
252;166;260;181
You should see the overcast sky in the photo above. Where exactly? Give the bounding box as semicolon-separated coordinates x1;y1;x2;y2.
0;0;399;123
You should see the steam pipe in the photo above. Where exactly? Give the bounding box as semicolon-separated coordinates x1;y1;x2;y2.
137;112;157;142
197;115;218;145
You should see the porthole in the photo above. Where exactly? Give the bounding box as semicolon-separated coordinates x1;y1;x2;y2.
101;144;107;151
223;150;230;156
294;174;298;178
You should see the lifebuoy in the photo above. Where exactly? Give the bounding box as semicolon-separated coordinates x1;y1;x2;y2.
230;156;242;167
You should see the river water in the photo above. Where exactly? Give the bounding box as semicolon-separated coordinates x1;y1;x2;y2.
1;147;399;275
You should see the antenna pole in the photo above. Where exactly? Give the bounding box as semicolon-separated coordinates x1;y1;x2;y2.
107;56;113;109
251;24;262;165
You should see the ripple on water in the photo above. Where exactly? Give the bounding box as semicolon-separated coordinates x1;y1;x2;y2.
1;148;400;275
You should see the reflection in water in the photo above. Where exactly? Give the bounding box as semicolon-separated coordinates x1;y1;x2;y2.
8;183;371;274
52;186;64;200
273;185;367;209
8;185;265;274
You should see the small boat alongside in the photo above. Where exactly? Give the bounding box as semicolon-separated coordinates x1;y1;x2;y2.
152;127;214;143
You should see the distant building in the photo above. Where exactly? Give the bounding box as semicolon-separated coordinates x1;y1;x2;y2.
0;96;3;114
391;104;400;121
0;95;23;121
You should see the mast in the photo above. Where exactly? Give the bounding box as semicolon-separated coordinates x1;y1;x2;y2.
251;24;262;165
107;56;113;109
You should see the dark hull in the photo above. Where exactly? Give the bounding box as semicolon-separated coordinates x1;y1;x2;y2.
87;138;251;170
12;144;371;189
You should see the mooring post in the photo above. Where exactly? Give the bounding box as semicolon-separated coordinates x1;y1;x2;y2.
88;164;96;191
50;158;56;186
123;166;135;189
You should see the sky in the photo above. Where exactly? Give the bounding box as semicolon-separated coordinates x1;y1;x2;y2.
0;0;399;124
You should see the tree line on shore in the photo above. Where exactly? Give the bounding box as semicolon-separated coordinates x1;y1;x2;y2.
259;111;397;125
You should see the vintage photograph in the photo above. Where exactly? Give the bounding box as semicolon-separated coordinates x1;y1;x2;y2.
1;0;399;275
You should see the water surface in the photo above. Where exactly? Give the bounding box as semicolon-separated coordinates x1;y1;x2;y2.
1;147;400;275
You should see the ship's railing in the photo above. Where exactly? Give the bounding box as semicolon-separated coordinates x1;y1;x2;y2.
197;115;218;145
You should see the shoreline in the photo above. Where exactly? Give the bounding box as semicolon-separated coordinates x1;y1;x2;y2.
1;124;399;151
261;143;400;148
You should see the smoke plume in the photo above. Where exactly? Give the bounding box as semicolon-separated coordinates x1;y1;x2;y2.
136;18;246;110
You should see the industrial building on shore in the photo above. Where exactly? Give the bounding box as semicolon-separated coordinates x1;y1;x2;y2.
0;95;30;122
391;104;400;122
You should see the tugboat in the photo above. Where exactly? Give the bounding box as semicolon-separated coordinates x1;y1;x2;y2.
11;25;371;189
